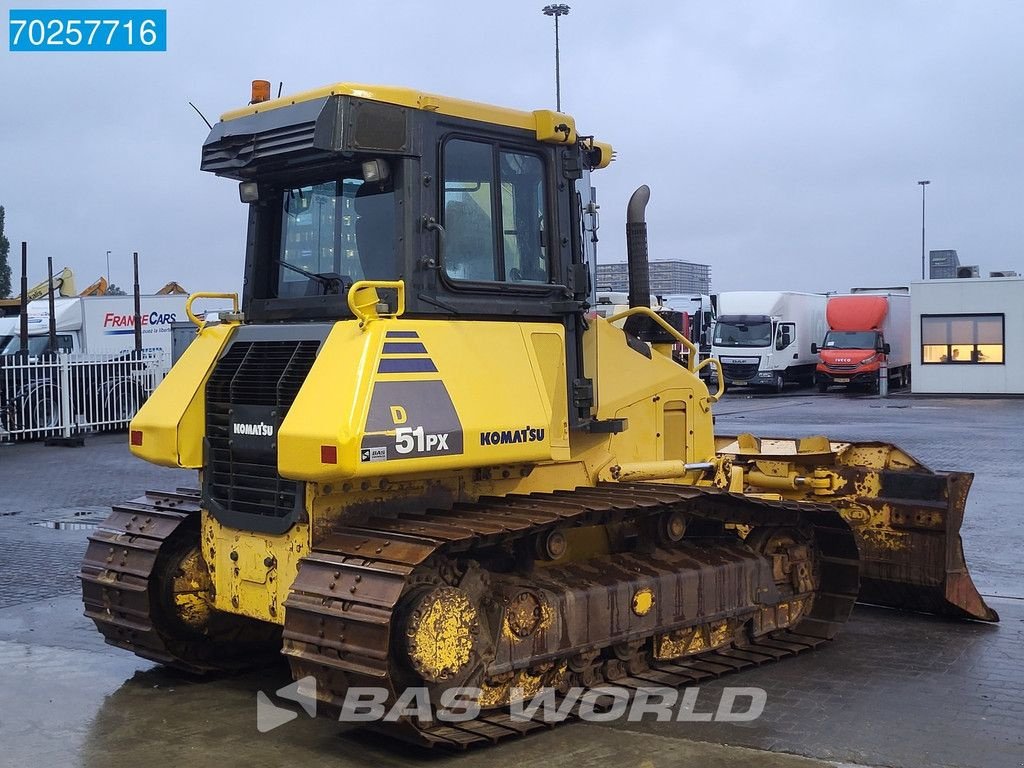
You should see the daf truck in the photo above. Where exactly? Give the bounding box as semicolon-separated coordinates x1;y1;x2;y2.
813;292;911;392
710;291;827;393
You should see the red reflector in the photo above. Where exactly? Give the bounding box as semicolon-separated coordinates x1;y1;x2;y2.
321;445;337;464
130;430;143;446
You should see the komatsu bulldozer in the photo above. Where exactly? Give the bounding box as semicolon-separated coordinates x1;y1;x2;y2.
80;81;996;748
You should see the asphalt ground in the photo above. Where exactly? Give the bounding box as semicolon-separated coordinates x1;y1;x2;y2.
0;389;1021;768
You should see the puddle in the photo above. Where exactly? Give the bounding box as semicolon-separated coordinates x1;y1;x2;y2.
31;506;109;530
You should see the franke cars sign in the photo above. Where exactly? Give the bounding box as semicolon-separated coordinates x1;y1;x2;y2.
103;311;178;334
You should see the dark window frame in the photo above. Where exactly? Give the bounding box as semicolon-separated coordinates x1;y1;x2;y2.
242;157;407;323
439;133;553;292
920;312;1006;365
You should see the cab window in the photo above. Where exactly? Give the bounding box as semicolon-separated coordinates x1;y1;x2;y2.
442;138;549;284
276;171;396;298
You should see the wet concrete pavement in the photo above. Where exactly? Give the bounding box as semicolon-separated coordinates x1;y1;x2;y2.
1;392;1021;768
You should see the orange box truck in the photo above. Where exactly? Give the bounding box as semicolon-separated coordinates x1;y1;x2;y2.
814;292;911;393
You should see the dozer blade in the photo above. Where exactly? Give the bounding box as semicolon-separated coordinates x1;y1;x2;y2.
716;435;999;622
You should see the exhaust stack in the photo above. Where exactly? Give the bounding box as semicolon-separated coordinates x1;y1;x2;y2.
626;185;651;309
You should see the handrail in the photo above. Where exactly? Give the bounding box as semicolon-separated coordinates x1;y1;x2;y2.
604;306;699;372
696;357;725;403
185;292;239;328
347;280;406;327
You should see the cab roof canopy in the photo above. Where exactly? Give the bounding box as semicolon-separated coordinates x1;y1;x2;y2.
201;82;612;180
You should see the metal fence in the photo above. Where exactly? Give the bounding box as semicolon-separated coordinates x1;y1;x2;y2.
0;351;169;442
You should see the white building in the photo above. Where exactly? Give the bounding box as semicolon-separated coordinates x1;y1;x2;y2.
911;276;1024;394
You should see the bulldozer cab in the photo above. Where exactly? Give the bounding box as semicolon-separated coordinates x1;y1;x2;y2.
202;84;608;425
202;90;604;317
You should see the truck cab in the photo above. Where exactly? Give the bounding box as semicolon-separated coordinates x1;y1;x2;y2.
0;314;76;357
814;329;887;391
0;333;75;357
709;291;826;394
711;314;792;392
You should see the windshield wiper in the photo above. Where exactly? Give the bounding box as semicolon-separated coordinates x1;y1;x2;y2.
275;260;351;295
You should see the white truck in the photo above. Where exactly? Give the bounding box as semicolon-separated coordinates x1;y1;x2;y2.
0;295;187;357
710;291;828;393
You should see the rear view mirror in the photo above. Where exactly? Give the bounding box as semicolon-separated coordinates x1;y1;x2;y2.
883;342;891;355
811;343;818;354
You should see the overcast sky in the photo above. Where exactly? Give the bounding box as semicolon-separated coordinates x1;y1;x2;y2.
1;0;1021;296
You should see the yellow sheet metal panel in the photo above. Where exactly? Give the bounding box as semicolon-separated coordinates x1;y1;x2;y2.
129;323;235;468
203;512;307;624
581;317;717;465
532;109;578;143
277;319;567;482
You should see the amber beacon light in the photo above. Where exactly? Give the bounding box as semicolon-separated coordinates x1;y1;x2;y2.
250;79;271;104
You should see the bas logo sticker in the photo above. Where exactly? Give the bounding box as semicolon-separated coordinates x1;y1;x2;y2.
360;447;388;463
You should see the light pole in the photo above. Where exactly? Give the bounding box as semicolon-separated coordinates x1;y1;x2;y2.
542;4;570;112
917;180;930;279
106;250;111;284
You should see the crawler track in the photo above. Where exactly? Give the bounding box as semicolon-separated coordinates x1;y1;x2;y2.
80;488;279;674
283;483;860;748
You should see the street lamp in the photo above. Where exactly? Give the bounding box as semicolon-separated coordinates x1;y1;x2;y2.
542;4;570;112
917;180;930;279
106;250;111;284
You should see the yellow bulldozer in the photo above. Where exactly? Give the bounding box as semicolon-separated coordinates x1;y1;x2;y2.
80;81;995;748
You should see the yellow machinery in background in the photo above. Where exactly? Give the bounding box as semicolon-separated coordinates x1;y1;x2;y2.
81;81;994;748
78;276;108;296
0;266;75;316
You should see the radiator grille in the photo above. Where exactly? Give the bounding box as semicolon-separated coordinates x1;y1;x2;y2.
824;363;859;372
205;340;319;527
722;362;760;380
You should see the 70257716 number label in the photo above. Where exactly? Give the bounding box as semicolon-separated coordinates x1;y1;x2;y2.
9;9;166;52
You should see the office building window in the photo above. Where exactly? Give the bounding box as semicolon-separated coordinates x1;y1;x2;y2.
921;314;1004;364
